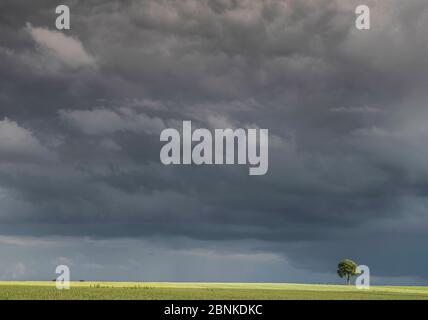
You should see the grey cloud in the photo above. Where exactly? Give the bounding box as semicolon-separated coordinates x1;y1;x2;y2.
59;107;166;135
0;117;55;162
0;0;428;283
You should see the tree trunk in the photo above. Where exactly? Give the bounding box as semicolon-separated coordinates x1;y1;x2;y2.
347;275;350;285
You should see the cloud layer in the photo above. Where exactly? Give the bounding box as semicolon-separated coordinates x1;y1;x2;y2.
0;0;428;283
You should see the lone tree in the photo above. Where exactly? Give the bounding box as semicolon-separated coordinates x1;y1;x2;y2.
337;259;357;285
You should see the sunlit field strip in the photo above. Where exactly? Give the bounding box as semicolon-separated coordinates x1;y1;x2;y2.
1;281;428;297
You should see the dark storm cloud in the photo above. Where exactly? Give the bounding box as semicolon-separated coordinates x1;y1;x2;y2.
1;0;428;282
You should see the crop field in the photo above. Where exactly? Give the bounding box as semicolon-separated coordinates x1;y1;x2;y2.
0;281;428;300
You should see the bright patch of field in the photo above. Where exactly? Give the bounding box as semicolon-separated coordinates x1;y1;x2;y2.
0;281;428;300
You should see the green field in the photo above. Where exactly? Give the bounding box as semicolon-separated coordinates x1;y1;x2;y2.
0;281;428;300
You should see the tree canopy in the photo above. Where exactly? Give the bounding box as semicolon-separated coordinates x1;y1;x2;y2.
337;259;357;285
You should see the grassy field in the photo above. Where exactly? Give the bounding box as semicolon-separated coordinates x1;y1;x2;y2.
0;281;428;300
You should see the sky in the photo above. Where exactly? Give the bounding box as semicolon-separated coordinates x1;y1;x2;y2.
0;0;428;285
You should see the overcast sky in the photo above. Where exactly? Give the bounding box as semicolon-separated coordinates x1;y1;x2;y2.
0;0;428;284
